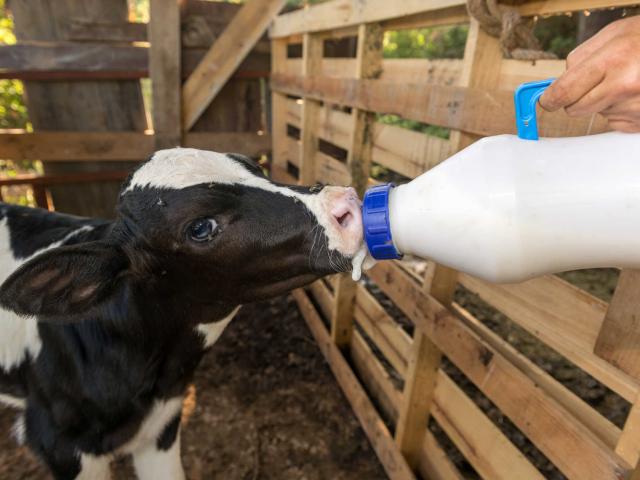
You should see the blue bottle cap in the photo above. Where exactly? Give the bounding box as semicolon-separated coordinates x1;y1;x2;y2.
514;78;555;141
362;183;402;260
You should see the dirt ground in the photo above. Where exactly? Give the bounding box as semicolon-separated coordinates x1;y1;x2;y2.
0;295;386;480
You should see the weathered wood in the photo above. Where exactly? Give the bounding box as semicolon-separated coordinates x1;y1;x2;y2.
369;261;632;480
271;38;289;173
298;33;323;185
270;0;466;38
182;0;285;130
292;289;416;480
617;398;640;467
453;302;620;450
11;0;147;218
65;19;147;42
331;273;357;348
308;280;334;321
419;430;466;480
395;331;441;469
595;270;640;382
270;73;610;138
149;0;181;149
460;273;640;402
0;131;272;161
0;43;270;81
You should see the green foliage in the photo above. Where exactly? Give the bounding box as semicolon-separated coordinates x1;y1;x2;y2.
0;0;29;130
383;26;468;59
534;14;578;59
378;114;450;139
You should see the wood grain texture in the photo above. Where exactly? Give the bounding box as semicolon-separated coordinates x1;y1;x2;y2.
182;0;285;130
292;289;416;480
595;270;640;382
149;0;181;149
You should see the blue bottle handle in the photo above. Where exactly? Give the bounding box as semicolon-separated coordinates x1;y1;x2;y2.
514;78;555;140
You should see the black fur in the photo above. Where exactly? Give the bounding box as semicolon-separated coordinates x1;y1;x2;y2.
0;153;350;479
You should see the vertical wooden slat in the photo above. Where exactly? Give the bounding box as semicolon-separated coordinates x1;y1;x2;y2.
595;270;640;381
395;20;503;470
32;184;50;210
330;23;383;349
298;33;323;185
149;0;181;149
271;38;289;181
617;396;640;467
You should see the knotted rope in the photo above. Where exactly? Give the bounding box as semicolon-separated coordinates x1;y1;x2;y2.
466;0;557;60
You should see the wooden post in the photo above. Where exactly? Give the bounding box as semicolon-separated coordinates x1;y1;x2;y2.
394;19;503;469
149;0;181;149
271;38;289;181
594;270;640;381
182;0;285;131
298;33;323;185
330;23;383;349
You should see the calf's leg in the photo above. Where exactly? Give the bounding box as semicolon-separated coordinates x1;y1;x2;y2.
133;418;185;480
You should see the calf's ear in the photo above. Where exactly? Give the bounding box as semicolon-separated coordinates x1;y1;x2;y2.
0;241;129;320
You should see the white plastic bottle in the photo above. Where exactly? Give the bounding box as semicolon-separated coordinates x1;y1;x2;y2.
361;131;640;283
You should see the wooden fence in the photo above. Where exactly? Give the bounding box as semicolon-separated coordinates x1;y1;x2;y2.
0;0;277;216
270;1;640;479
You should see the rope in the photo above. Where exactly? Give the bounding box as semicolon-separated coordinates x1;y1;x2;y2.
466;0;557;60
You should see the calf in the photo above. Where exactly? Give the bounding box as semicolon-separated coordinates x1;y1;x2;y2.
0;148;367;480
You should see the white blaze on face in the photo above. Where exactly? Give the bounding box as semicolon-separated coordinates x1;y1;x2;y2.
125;148;364;256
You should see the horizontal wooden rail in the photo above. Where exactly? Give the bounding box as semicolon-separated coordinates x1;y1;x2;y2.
271;73;609;138
459;273;640;402
368;261;632;480
0;43;269;81
0;131;271;161
271;0;640;37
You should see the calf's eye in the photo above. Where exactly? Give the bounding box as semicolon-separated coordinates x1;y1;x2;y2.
188;218;219;243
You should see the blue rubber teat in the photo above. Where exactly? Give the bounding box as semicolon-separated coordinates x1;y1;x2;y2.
514;78;555;140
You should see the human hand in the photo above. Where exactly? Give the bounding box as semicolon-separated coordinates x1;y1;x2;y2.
539;16;640;133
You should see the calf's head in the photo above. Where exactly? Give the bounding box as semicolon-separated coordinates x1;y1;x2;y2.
0;149;368;319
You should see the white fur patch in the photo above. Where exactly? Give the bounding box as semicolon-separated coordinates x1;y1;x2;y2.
77;453;111;480
11;414;25;444
133;429;185;480
119;397;183;455
196;306;241;348
124;148;346;252
0;394;26;410
0;220;94;373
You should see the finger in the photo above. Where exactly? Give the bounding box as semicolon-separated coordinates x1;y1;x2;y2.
565;77;614;117
607;119;640;133
566;18;631;67
539;60;605;111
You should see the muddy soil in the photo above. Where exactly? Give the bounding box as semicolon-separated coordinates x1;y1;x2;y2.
0;295;386;480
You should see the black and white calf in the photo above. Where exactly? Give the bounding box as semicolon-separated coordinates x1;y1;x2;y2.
0;148;368;480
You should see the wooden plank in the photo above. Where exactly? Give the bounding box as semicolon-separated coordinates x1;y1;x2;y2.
499;59;566;91
0;131;271;161
383;5;468;30
298;33;323;185
453;302;620;450
519;0;640;16
617;398;640;467
350;329;402;422
372;123;453;178
271;38;289;174
595;270;640;381
0;42;269;81
460;273;640;402
65;19;147;42
286;136;301;167
395;331;441;469
331;273;358;347
354;305;407;377
270;73;610;138
0;42;149;80
419;430;466;480
149;0;181;149
182;0;286;130
270;0;466;38
368;261;633;480
315;151;351;185
0;171;129;187
308;280;334;320
433;372;544;480
292;289;415;480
